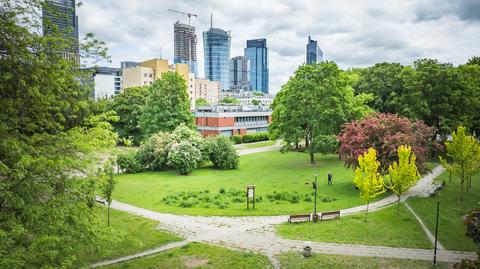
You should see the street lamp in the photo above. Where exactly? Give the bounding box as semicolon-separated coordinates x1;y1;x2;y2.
313;172;318;223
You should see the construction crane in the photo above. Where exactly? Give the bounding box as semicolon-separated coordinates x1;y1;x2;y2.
168;9;198;25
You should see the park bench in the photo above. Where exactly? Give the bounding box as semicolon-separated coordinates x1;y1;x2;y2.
95;197;106;205
288;214;311;223
320;210;340;220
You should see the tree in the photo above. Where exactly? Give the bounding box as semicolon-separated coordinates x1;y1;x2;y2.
139;72;194;137
204;135;239;169
167;141;202;175
338;113;436;174
107;86;149;145
219;97;240;104
386;145;420;213
440;126;477;201
457;64;480;136
0;1;117;267
195;97;210;107
467;56;480;66
354;62;405;114
353;148;386;222
251;99;261;105
270;62;372;164
100;159;116;227
453;207;480;268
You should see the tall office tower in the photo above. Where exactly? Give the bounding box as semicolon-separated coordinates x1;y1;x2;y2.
42;0;79;55
203;19;231;91
174;22;198;76
306;36;323;64
229;56;250;91
244;39;269;94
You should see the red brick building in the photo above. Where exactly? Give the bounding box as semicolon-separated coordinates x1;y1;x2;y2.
195;105;272;137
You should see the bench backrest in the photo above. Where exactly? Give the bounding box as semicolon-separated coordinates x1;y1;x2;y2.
322;210;340;216
290;214;311;219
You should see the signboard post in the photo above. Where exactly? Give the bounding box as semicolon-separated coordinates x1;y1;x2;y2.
246;185;255;210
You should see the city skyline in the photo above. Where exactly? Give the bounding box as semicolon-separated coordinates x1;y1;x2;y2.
77;0;480;94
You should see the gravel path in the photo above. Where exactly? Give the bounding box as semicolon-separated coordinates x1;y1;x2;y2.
92;162;475;268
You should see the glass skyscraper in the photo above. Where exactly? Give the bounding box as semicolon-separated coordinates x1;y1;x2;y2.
229;56;250;91
244;39;269;94
306;36;323;64
174;22;198;76
42;0;79;53
203;27;231;91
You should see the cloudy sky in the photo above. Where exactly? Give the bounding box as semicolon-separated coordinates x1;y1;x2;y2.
77;0;480;94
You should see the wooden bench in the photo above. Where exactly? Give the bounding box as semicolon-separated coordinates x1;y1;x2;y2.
320;210;340;221
288;214;311;223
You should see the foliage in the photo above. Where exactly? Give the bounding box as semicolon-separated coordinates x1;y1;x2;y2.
230;135;243;144
386;145;420;212
117;151;143;173
338;113;435;174
167;141;202;175
195;97;210;107
440;126;479;201
136;132;172;171
107;86;149;145
253;91;264;96
251;99;261;105
203;136;239;169
467;56;480;66
219;97;240;104
241;132;270;143
270;62;372;164
99;160;116;226
353;148;385;221
139;72;194;137
0;1;116;267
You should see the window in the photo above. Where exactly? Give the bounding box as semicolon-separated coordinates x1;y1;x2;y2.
149;74;153;78
144;73;147;77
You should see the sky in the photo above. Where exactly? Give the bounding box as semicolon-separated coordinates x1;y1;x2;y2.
77;0;480;94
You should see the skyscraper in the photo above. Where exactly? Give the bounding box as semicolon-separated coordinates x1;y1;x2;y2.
174;22;198;76
244;39;269;94
306;36;323;64
203;22;231;91
42;0;79;54
229;56;250;91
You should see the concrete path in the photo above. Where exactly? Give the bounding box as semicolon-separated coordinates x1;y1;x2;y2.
92;165;476;268
237;140;283;156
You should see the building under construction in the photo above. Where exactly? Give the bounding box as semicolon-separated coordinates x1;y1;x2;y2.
174;22;198;76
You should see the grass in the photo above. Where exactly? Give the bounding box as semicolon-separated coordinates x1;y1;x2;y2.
79;207;182;263
278;252;449;269
407;171;479;251
277;203;432;249
241;140;276;149
113;151;377;216
101;242;273;269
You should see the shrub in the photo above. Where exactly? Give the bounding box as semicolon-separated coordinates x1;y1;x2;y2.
117;151;143;173
204;135;239;169
241;132;269;143
219;188;226;194
167;141;202;175
230;135;243;144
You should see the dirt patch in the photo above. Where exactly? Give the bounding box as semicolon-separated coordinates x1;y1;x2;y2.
181;256;209;268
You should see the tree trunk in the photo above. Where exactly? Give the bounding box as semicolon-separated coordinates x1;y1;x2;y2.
364;202;369;222
469;174;472;188
449;171;452;183
460;179;464;201
107;206;110;227
397;197;401;214
305;137;309;148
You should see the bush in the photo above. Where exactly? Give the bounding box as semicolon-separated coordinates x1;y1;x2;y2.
204;136;239;169
219;188;226;194
136;133;170;171
117;151;143;173
241;132;269;143
167;141;202;175
230;135;243;144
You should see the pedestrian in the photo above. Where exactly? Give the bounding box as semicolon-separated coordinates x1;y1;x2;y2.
328;171;333;185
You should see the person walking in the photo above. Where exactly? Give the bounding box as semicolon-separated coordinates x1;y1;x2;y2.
328;171;333;185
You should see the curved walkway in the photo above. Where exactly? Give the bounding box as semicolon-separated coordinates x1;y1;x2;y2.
91;164;476;268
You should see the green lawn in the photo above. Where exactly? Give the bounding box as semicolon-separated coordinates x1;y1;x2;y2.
241;140;276;149
113;152;375;216
101;242;273;269
278;252;449;269
407;171;479;251
277;204;432;249
79;207;182;264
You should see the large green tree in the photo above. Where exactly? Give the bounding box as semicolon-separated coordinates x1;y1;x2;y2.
0;1;117;267
139;72;194;137
107;86;149;145
270;62;372;163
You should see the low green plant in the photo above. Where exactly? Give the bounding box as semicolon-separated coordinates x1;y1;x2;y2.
117;151;143;173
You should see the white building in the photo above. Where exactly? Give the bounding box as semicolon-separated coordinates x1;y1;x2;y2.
90;67;122;99
195;78;221;106
220;90;274;107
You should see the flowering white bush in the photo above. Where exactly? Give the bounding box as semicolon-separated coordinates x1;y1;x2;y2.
167;140;202;175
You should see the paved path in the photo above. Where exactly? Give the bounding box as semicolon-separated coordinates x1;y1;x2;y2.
237;140;283;156
92;165;476;268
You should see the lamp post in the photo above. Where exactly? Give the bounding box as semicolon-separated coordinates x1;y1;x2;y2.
433;201;440;266
313;172;318;223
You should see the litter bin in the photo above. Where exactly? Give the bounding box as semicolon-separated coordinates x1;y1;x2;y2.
303;241;312;257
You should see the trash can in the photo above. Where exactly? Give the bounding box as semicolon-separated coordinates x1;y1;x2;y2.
303;241;312;257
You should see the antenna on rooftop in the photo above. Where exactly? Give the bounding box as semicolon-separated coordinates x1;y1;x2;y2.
210;14;213;28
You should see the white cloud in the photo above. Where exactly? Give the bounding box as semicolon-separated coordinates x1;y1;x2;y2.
77;0;480;94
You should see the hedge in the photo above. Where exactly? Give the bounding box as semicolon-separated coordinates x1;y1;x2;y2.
230;132;270;144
